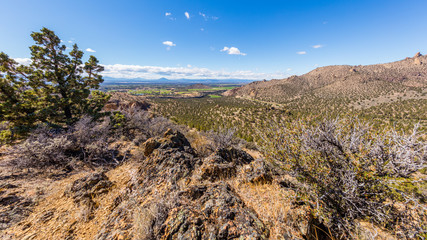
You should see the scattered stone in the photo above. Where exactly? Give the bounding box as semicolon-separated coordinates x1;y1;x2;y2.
196;147;254;182
0;183;18;190
0;195;20;206
240;159;273;184
141;138;160;156
66;172;112;204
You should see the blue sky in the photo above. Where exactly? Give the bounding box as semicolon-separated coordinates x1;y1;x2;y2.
1;0;427;80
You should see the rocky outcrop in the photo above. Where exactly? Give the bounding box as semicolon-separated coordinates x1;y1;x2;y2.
95;130;274;239
195;147;254;182
2;129;303;239
161;183;270;239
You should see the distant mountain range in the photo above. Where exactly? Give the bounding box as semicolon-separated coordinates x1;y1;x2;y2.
102;77;255;85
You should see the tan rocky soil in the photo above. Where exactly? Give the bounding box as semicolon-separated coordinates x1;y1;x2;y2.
0;130;314;240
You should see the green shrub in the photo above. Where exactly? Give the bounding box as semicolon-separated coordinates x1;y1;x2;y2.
259;118;426;239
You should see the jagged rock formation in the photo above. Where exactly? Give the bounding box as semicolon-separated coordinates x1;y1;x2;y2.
3;130;298;240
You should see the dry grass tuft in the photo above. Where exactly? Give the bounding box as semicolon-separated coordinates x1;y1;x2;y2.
229;179;308;239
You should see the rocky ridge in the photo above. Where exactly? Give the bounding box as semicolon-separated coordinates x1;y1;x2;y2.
2;129;313;240
224;53;427;103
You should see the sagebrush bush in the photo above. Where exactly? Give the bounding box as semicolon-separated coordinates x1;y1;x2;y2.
117;109;178;144
204;127;242;149
9;116;118;169
259;118;427;239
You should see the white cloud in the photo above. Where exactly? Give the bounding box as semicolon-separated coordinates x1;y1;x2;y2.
221;46;247;56
165;12;176;20
14;58;32;66
312;45;323;49
185;12;190;19
162;41;176;47
10;57;287;80
200;28;205;31
68;40;73;43
162;41;176;50
286;68;292;71
199;12;218;21
297;51;307;55
86;48;96;53
102;64;287;80
199;12;207;20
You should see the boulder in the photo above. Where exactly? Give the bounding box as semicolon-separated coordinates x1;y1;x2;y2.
196;147;254;182
240;159;273;184
141;129;194;157
160;183;270;239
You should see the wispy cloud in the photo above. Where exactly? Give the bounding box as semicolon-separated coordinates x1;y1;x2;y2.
312;45;323;49
221;47;247;56
199;12;218;21
165;12;176;20
11;58;286;80
199;12;207;20
102;64;286;80
185;12;190;19
162;41;176;50
86;48;96;53
297;51;307;55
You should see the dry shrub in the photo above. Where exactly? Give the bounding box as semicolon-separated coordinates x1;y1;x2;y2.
119;109;179;144
259;118;427;239
133;202;169;240
230;179;305;239
8;116;119;169
184;129;213;157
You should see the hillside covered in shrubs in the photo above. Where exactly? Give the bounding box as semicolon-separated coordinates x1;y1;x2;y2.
1;29;426;240
1;96;426;239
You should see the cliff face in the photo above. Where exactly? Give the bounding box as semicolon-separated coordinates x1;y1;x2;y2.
225;54;427;103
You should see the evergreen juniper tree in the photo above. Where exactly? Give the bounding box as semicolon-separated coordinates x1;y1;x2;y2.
0;28;110;140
